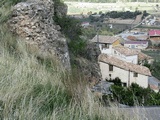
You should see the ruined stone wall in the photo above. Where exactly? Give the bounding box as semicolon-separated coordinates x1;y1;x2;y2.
8;0;70;69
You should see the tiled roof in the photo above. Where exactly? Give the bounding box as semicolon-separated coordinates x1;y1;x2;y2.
136;51;153;61
136;36;148;40
91;35;119;44
150;37;160;41
149;30;160;36
113;45;138;56
99;54;151;76
113;45;152;60
124;40;148;45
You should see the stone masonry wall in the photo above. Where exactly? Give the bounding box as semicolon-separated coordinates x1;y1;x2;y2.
8;0;70;69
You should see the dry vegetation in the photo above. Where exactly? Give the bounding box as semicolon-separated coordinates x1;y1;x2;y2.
0;1;152;119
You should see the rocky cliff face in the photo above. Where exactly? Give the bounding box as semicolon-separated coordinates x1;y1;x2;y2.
8;0;101;84
73;43;102;86
8;0;70;69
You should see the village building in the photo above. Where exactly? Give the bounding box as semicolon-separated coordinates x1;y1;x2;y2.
81;22;90;28
124;40;148;49
136;35;149;41
91;35;120;54
119;30;148;42
149;29;160;38
91;35;152;64
112;45;153;64
148;29;160;45
98;54;151;88
136;51;154;64
112;45;138;64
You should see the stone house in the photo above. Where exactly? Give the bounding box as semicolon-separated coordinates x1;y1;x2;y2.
112;45;153;65
148;29;160;45
112;45;138;64
98;54;151;88
91;35;120;54
91;35;152;64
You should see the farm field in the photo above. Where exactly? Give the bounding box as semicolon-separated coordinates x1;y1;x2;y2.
65;2;160;15
143;50;160;61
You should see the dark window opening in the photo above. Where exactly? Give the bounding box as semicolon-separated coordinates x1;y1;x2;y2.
109;65;113;71
133;72;138;77
102;44;110;49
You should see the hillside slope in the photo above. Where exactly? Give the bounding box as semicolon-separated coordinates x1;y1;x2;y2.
0;0;152;119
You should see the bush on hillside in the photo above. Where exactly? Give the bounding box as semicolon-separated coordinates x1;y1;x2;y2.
54;15;87;57
110;83;160;106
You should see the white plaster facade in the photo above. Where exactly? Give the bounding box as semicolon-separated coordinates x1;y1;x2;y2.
99;45;138;64
99;62;149;88
99;44;138;64
98;43;113;54
112;49;138;64
124;42;148;50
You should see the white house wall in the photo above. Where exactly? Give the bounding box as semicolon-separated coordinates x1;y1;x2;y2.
99;45;138;64
124;43;148;50
99;62;148;88
130;72;148;88
125;55;138;64
99;62;129;86
112;49;138;64
99;44;112;54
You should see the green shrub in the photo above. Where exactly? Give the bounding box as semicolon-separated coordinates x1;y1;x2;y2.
110;83;160;106
54;15;87;56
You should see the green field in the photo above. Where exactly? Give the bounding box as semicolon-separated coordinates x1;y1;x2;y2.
143;50;160;61
65;2;160;14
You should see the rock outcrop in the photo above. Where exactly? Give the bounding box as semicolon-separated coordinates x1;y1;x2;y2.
8;0;101;84
8;0;70;69
73;43;102;86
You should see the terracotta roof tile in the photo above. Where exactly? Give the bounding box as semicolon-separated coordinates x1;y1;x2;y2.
113;45;138;56
113;45;152;60
99;54;151;76
91;35;119;44
136;51;153;61
125;40;148;45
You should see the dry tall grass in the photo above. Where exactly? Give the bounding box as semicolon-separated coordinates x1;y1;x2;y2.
0;3;147;120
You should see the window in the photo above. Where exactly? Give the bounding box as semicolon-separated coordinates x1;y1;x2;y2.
133;72;138;77
102;44;109;49
105;44;110;48
109;65;113;71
